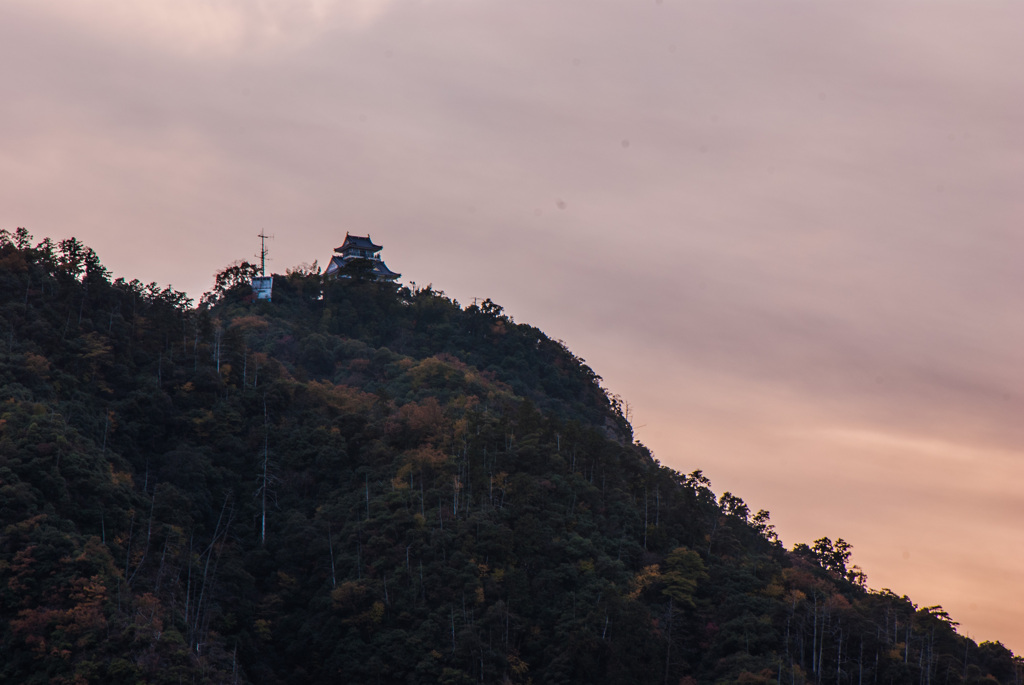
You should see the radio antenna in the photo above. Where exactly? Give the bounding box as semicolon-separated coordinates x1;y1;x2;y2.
257;230;274;276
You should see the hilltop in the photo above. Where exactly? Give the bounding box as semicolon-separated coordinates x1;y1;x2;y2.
0;229;1019;684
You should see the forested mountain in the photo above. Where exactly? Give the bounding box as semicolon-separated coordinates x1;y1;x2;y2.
0;229;1020;685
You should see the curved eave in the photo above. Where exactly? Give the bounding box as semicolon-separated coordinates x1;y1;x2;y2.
324;256;344;274
336;237;382;252
373;262;400;279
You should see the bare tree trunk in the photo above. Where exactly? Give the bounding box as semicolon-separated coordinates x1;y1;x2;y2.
328;522;336;588
858;638;863;685
261;398;269;546
451;605;457;654
836;626;842;685
663;597;673;685
214;327;221;373
453;475;459;519
643;486;648;550
123;510;135;580
127;488;156;586
184;533;193;635
192;498;233;653
812;594;818;679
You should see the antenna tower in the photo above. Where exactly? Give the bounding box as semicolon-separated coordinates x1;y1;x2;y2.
257;230;274;277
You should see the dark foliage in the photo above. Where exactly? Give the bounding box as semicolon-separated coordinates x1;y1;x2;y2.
0;230;1019;684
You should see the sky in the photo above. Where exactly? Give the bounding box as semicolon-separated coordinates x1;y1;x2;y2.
3;0;1024;650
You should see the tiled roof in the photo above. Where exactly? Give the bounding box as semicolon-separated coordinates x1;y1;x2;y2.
324;254;400;280
324;256;344;274
372;261;400;279
336;234;382;253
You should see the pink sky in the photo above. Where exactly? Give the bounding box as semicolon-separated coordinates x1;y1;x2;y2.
3;0;1024;650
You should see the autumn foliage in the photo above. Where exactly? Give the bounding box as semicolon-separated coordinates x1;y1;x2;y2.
0;230;1019;684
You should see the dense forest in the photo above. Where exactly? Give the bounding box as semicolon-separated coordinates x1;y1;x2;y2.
0;228;1020;684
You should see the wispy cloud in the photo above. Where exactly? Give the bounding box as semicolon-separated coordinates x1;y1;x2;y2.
7;0;399;55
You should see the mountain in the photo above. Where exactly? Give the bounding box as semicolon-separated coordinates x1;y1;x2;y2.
0;228;1019;684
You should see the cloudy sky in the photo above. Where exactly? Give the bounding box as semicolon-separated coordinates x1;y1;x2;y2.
4;0;1024;650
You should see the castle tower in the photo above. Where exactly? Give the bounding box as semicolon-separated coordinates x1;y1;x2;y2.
324;233;401;281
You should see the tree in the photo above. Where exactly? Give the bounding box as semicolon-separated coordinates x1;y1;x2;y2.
661;547;707;609
797;537;853;577
204;260;259;304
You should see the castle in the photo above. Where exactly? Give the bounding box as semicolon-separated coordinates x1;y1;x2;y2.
324;233;401;281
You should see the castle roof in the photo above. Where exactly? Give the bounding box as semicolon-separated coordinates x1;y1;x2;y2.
324;254;401;280
372;261;400;279
336;234;382;253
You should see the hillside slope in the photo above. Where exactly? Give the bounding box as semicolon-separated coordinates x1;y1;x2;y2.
0;230;1019;684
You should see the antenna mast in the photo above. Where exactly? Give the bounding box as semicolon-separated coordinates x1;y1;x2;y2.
257;230;274;277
